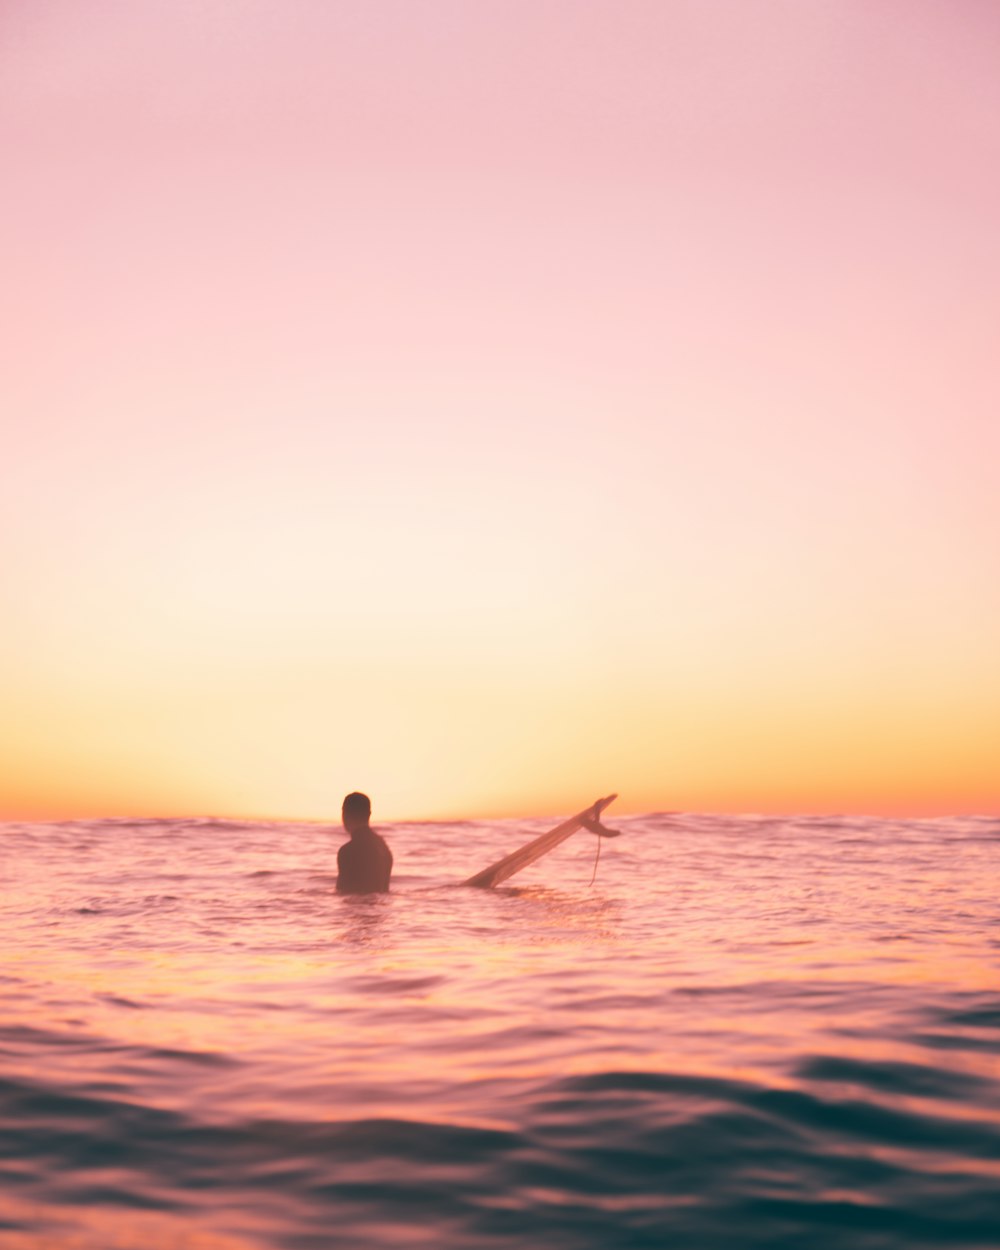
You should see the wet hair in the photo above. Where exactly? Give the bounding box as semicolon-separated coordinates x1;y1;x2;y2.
342;792;371;822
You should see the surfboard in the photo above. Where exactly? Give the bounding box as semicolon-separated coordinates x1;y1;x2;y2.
462;794;620;889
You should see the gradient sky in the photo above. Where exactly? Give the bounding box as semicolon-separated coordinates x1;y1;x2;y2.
3;1;999;821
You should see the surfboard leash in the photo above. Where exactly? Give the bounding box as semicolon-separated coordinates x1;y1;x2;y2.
589;828;602;887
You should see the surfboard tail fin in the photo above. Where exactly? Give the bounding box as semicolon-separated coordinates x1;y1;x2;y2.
578;813;621;838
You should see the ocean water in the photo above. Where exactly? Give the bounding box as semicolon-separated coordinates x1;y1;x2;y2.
3;810;999;1249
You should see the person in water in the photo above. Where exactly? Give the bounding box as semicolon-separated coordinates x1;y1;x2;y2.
336;792;393;894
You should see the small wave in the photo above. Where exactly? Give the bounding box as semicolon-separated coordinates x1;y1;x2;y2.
3;1065;1000;1249
98;994;147;1010
938;1001;1000;1030
798;1054;995;1102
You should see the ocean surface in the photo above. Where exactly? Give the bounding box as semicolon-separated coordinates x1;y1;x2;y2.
3;810;999;1249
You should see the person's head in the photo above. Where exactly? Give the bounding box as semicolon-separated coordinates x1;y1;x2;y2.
342;791;372;835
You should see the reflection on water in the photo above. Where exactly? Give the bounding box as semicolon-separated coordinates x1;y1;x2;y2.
2;812;999;1248
336;893;394;949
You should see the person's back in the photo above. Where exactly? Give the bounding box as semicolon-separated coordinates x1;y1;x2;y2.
336;792;392;894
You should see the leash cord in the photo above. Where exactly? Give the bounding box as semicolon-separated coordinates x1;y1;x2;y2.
589;830;602;887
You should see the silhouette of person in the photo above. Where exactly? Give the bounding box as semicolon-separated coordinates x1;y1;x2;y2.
336;792;393;894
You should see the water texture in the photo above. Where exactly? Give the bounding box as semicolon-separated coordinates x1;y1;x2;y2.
3;811;999;1248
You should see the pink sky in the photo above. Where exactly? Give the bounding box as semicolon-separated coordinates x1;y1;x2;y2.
2;1;999;819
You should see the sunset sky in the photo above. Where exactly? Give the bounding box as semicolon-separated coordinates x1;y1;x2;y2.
2;1;998;821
